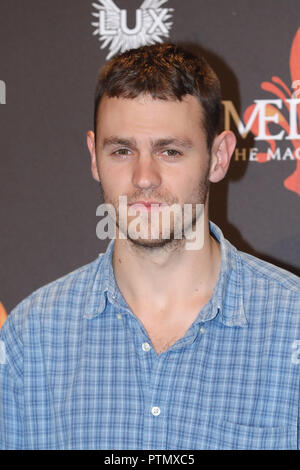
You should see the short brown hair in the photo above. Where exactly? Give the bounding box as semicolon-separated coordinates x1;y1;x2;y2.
93;43;222;151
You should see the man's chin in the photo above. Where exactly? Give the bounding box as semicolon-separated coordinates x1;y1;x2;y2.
126;234;184;250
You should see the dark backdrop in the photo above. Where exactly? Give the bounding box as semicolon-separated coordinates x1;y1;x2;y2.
0;0;299;313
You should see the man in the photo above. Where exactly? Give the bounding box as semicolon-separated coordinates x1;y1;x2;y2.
0;43;299;450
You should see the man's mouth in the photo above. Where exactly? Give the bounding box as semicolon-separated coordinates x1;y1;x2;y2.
128;201;168;211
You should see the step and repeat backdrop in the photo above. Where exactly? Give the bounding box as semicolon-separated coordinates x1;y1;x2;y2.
0;0;299;315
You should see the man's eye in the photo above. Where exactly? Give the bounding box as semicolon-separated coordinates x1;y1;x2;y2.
112;148;131;157
162;149;182;159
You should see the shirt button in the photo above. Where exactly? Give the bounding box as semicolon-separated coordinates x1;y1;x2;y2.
200;326;206;334
116;314;122;320
142;342;151;352
151;406;161;416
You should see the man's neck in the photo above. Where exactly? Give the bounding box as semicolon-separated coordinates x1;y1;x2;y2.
112;219;221;324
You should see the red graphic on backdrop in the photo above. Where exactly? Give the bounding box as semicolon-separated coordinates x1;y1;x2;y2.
0;302;7;328
244;28;300;196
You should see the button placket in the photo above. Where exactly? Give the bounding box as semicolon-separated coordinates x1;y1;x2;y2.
142;352;172;449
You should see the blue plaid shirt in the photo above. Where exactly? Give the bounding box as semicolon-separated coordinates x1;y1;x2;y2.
0;221;299;449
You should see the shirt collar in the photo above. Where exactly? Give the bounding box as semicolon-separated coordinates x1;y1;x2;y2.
208;221;248;327
84;221;248;328
83;237;116;319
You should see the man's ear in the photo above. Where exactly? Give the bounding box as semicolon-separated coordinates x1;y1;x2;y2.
208;131;236;183
86;130;100;182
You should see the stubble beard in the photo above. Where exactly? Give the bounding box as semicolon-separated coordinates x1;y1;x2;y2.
99;168;210;252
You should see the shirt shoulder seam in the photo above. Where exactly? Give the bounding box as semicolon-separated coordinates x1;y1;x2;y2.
239;250;300;293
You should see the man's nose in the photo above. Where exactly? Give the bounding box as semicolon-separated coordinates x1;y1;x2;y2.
132;154;162;190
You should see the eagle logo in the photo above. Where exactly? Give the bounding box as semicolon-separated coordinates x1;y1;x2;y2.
91;0;174;60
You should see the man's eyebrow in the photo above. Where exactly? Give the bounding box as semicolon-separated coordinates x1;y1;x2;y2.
102;137;138;149
151;138;194;150
102;136;194;150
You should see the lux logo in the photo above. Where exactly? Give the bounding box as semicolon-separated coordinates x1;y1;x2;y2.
92;0;174;59
0;80;6;104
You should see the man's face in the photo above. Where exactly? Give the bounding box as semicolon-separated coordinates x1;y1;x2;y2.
90;93;213;248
